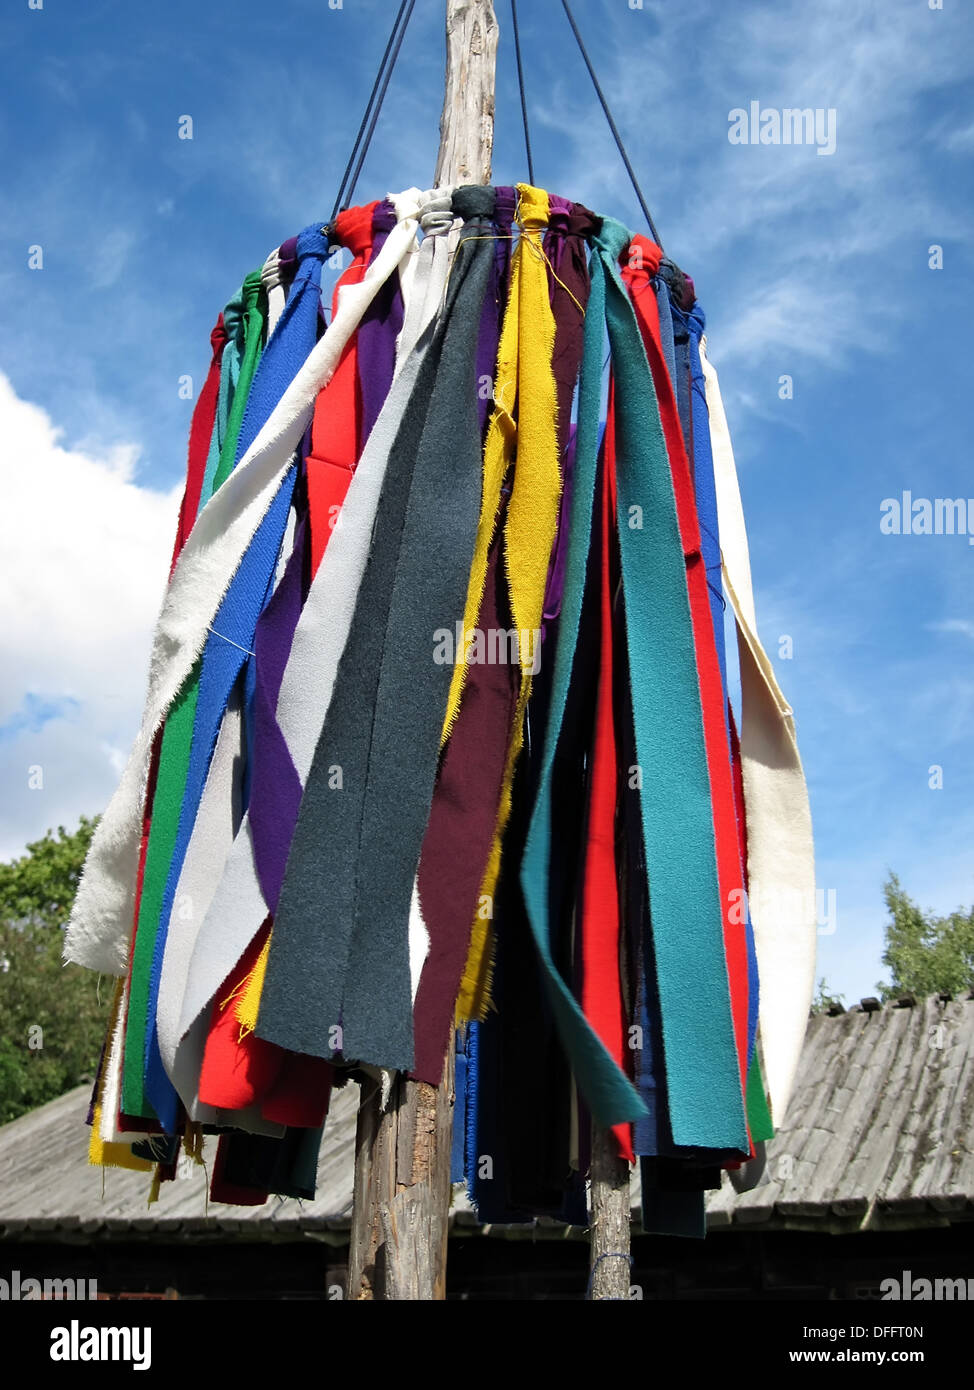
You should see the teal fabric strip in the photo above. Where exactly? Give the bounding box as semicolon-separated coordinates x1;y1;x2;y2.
519;224;647;1130
200;281;247;510
598;217;747;1151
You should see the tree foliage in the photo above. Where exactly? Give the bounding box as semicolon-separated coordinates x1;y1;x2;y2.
810;976;845;1014
0;818;109;1124
877;872;974;1001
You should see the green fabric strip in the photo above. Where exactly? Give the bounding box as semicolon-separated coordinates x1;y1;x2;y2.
745;1050;775;1142
121;271;268;1117
212;271;266;494
121;665;201;1116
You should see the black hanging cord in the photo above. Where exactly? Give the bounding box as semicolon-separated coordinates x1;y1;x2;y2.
344;0;417;212
559;0;664;251
510;0;535;184
328;0;415;226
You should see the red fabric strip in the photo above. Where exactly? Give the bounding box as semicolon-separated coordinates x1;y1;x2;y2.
198;919;284;1110
580;381;634;1163
195;923;334;1129
728;702;750;896
247;204;378;1121
623;239;749;1097
306;201;378;575
170;315;229;574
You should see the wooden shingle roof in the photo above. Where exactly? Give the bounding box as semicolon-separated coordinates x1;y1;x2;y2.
0;1081;359;1243
707;992;974;1232
1;993;972;1240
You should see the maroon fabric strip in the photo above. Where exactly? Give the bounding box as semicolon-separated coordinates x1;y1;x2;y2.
409;193;596;1086
546;200;596;459
543;203;596;625
410;535;520;1083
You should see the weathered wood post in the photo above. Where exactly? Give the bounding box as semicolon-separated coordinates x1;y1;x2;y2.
589;1124;632;1299
433;0;499;188
347;0;498;1302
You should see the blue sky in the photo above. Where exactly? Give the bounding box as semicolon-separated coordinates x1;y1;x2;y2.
1;0;972;1004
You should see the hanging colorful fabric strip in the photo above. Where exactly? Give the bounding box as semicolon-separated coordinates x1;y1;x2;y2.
170;316;229;573
71;174;813;1221
409;188;519;1082
257;186;497;1070
134;223;338;1124
519;212;647;1131
599;217;747;1150
66;199;431;979
578;377;633;1163
699;339;816;1126
173;192;447;1078
623;236;750;1105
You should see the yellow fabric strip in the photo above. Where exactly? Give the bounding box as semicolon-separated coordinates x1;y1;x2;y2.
88;1099;155;1172
456;185;561;1022
89;980;154;1172
234;930;271;1036
440;228;521;745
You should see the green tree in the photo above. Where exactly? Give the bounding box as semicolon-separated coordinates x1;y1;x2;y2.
0;818;110;1124
877;872;974;1001
811;976;845;1014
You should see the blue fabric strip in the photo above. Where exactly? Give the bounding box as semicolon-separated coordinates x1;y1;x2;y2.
451;1031;467;1184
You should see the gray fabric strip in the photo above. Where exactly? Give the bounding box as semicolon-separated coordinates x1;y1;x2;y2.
256;187;497;1071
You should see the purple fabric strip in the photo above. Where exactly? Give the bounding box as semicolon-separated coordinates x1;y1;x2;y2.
278;235;299;282
475;187;516;436
544;193;573;281
357;199;404;443
249;215;395;911
249;512;309;914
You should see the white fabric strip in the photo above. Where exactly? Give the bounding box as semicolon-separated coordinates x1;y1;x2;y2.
391;194;457;1011
261;247;287;339
408;879;430;1006
173;214;449;1059
120;696;281;1136
156;688;245;1094
65;188;443;977
393;190;456;372
98;977;130;1145
391;187;426;373
699;338;816;1129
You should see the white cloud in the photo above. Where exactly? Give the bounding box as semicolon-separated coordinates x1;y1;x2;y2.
928;618;974;640
0;372;179;858
535;0;971;382
89;225;138;292
941;120;974;153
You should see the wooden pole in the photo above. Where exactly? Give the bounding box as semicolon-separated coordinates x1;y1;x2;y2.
433;0;499;188
347;0;498;1302
589;1123;632;1300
